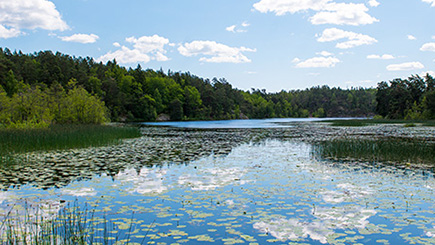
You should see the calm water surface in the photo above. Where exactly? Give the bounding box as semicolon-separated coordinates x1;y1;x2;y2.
142;117;350;128
1;121;435;244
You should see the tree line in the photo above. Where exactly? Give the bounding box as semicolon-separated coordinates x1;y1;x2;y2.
376;74;435;119
4;47;419;127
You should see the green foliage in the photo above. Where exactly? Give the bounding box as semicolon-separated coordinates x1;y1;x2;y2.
376;74;435;120
57;86;108;124
0;82;108;128
0;48;378;122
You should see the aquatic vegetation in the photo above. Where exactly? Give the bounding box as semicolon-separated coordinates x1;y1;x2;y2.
312;138;435;165
323;119;435;127
0;200;142;244
0;124;141;165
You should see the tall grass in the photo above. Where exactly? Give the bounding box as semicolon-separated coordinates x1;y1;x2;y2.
312;138;435;165
0;201;140;244
322;119;435;127
0;124;142;165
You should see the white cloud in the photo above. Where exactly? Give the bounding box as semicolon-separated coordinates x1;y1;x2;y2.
367;54;395;60
59;33;99;44
317;51;333;56
0;25;21;39
241;21;250;27
368;0;380;7
226;25;237;33
226;22;249;33
295;56;340;68
407;35;417;40
253;0;329;15
113;42;121;47
0;0;68;38
98;34;171;64
253;0;378;26
317;28;377;49
420;42;435;52
178;41;256;63
423;0;435;7
98;46;151;64
386;62;424;71
310;3;379;26
292;57;301;63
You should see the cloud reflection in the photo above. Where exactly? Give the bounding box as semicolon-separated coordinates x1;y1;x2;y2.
178;167;248;190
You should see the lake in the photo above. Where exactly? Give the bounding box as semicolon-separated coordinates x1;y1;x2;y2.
1;119;435;244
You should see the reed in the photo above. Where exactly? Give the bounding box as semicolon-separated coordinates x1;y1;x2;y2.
323;119;435;127
0;201;139;244
312;138;435;165
0;124;141;165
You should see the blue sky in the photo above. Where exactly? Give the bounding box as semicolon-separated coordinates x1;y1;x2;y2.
1;0;435;92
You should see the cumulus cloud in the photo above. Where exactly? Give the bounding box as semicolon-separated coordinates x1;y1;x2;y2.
98;34;171;64
0;0;68;38
226;25;237;33
253;0;378;26
386;62;424;71
295;56;340;68
226;21;249;33
316;51;333;56
178;41;256;63
407;35;417;40
317;28;377;49
420;42;435;52
367;54;395;60
241;21;250;27
59;33;99;44
422;0;435;7
310;2;378;26
0;25;21;39
368;0;380;7
253;0;328;15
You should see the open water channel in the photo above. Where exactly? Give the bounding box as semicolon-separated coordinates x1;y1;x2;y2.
1;119;435;244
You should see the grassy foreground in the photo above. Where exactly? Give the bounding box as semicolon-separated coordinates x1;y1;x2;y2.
0;124;141;164
1;201;145;245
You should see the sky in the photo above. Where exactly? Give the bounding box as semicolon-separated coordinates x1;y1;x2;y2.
1;0;435;92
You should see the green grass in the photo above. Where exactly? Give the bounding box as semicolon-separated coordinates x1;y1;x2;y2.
0;124;141;165
312;138;435;165
0;201;146;244
322;119;435;127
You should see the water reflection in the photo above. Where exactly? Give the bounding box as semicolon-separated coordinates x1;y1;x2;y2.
1;125;435;244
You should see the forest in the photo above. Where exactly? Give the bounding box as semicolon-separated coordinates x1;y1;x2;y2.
376;75;435;120
0;48;432;127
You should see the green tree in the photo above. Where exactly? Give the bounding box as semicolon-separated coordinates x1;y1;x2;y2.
1;70;19;97
169;98;183;121
184;86;202;118
58;86;108;124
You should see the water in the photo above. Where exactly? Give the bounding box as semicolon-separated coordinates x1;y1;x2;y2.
1;122;434;244
142;117;351;128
